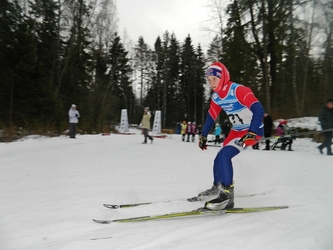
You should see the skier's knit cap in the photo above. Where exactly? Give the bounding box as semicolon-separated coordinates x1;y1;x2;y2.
205;63;222;79
205;62;231;92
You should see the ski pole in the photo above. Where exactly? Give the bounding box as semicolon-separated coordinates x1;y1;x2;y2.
260;128;333;141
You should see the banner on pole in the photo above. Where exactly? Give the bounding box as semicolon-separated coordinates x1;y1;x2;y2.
152;110;161;134
119;109;129;133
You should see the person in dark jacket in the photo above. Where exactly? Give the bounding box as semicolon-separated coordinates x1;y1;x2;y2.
318;99;333;155
221;119;231;139
263;113;273;150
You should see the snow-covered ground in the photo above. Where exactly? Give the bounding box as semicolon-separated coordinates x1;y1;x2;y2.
1;117;332;250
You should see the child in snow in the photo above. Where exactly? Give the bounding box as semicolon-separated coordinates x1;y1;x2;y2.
271;120;294;151
213;123;222;145
197;62;264;211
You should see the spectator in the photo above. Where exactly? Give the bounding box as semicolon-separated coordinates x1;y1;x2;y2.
318;99;333;155
185;122;193;142
263;113;273;150
221;119;231;139
68;104;80;139
191;122;197;142
213;123;222;145
140;107;153;144
271;120;294;151
181;121;187;142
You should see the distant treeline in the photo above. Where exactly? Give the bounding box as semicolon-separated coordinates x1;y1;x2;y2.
1;0;332;134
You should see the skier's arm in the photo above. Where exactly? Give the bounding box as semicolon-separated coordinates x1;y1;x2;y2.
202;101;221;137
201;114;214;137
249;102;264;134
236;86;264;134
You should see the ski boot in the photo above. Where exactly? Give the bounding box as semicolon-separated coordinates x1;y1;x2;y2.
204;184;234;211
196;183;222;199
187;183;222;202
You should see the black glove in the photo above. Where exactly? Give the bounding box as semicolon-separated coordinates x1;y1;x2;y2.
238;131;257;148
75;114;78;117
198;136;208;150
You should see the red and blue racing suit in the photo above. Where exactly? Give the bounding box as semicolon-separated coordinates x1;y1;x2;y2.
202;82;264;186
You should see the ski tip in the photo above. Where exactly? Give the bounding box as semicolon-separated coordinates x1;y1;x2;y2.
93;219;112;224
103;204;120;209
226;205;289;213
187;196;202;202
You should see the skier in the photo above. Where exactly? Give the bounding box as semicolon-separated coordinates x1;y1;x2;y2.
198;62;264;211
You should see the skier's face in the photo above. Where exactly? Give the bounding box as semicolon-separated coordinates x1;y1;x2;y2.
207;76;221;92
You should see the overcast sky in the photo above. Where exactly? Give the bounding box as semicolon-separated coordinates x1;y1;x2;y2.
117;0;216;50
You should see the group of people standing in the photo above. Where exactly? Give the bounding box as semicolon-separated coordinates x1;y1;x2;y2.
180;121;201;142
178;120;232;144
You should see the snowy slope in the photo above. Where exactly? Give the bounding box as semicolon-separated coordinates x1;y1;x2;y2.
0;118;332;250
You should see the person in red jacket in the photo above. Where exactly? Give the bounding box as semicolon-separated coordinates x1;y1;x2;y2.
185;122;193;142
191;122;197;142
197;62;264;211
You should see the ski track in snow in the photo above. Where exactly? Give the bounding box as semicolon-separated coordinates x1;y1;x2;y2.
1;117;333;250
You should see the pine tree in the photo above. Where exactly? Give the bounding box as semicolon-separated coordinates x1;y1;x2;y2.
107;34;134;124
0;0;23;125
164;34;180;127
58;0;92;129
180;35;197;123
133;36;152;107
27;0;62;127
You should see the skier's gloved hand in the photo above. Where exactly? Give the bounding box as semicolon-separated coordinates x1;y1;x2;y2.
238;131;258;148
198;136;208;150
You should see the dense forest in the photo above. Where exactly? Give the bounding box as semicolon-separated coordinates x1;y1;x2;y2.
1;0;333;137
